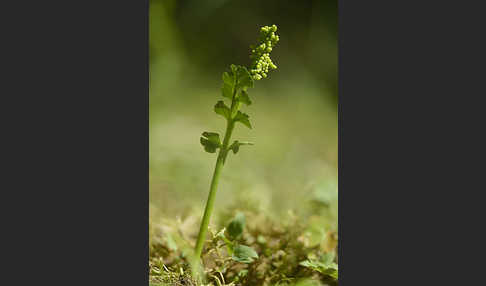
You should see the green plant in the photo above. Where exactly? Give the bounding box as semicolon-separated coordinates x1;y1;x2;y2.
194;25;280;259
216;213;259;264
150;206;339;285
299;252;338;282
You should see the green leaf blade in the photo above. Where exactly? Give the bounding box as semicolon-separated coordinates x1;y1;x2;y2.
214;100;231;120
299;257;338;281
232;244;258;263
227;212;245;239
200;132;221;153
222;65;253;100
237;90;252;105
235;66;254;90
234;111;252;129
221;72;234;99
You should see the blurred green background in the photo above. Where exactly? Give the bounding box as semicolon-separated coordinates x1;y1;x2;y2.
150;0;338;231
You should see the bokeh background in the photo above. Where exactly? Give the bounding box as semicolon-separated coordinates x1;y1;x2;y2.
150;0;338;232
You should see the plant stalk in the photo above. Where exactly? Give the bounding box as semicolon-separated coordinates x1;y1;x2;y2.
195;95;238;258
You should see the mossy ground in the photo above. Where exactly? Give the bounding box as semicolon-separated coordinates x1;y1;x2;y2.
150;200;338;286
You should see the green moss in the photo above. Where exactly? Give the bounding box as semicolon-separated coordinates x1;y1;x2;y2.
150;207;338;286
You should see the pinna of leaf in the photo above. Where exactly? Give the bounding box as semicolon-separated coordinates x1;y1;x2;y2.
195;25;280;259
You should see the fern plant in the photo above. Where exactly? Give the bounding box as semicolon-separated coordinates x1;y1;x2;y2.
195;25;280;258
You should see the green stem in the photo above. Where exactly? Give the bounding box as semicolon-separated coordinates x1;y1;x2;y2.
195;93;238;258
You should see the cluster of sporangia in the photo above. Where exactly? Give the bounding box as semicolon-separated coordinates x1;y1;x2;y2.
249;25;280;80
